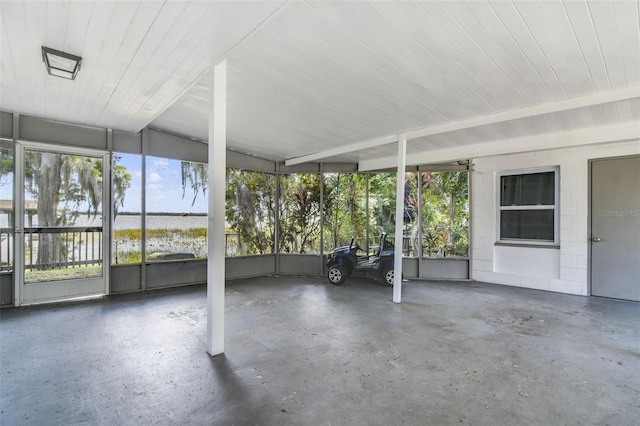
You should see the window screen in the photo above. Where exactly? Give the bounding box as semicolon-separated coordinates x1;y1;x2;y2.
499;171;557;242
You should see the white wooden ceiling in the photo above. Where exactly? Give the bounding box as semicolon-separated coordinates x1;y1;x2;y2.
2;1;639;168
0;1;285;133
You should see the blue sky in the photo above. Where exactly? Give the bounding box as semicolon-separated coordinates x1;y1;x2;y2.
120;154;208;214
0;153;208;215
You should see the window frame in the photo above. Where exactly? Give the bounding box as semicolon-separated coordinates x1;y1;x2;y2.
496;167;559;246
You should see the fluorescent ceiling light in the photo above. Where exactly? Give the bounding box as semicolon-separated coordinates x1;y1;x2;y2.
41;46;82;80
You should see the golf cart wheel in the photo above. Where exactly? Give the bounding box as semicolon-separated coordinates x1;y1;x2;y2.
382;267;394;286
328;265;347;286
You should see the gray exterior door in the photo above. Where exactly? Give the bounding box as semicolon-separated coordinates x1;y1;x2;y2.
590;156;640;301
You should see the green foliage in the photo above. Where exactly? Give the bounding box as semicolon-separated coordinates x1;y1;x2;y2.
2;141;470;264
112;155;132;218
323;173;367;251
114;251;142;264
113;228;141;241
181;161;208;206
421;171;469;257
278;173;322;253
0;149;13;179
321;171;469;257
113;227;207;240
225;169;276;255
25;265;102;283
112;227;208;264
368;172;399;235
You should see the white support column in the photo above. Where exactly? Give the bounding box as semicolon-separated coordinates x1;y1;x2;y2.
393;134;407;303
207;59;227;356
13;113;23;306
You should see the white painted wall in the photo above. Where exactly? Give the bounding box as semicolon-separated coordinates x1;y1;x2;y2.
471;140;640;296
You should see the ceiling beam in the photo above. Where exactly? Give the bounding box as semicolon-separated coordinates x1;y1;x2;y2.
285;134;399;166
404;86;640;140
284;86;640;166
358;121;640;171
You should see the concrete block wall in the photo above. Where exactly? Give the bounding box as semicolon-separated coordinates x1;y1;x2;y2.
471;140;639;296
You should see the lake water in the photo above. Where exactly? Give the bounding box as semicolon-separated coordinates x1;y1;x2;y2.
0;214;230;261
78;214;210;258
76;214;208;230
0;213;209;230
112;215;209;257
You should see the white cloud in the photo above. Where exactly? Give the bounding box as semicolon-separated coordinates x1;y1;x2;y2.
148;172;162;182
153;158;169;169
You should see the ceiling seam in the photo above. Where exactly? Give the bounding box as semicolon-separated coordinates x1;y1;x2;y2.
217;0;292;64
505;2;565;101
62;1;97;121
237;20;428;132
83;1;143;124
442;1;535;107
285;87;640;166
127;2;226;120
72;2;121;126
414;1;520;110
301;3;447;122
344;0;482;117
138;1;292;133
93;1;170;126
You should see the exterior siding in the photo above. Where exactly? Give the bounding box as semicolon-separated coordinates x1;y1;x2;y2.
471;140;640;295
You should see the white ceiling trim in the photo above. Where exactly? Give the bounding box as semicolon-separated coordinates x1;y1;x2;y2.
283;134;398;166
358;121;640;171
285;86;640;166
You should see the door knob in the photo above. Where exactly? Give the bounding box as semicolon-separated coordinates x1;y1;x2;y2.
592;237;601;242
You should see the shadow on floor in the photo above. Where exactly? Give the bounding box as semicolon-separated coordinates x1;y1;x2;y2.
2;276;639;425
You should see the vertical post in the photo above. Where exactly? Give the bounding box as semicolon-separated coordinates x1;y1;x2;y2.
106;130;113;294
467;165;473;279
393;134;407;303
13;114;23;306
141;129;148;290
319;164;324;274
274;163;280;274
417;168;423;277
365;173;370;253
207;59;227;356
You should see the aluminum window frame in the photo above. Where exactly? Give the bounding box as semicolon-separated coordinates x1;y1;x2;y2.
496;166;560;246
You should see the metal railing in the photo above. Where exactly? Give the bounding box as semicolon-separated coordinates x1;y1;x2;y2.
0;227;103;271
0;228;12;271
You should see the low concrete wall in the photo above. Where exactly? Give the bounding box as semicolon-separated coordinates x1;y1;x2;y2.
419;258;469;280
111;264;142;293
110;255;278;295
227;255;276;279
0;273;12;306
146;259;207;289
3;255;469;306
278;254;324;275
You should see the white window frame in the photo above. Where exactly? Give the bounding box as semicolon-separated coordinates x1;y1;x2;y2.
496;166;559;247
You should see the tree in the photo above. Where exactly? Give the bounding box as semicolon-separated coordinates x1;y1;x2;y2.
23;152;103;268
368;172;399;235
323;173;367;251
0;148;133;270
421;171;469;257
225;169;276;255
279;173;322;253
181;161;208;206
112;155;132;219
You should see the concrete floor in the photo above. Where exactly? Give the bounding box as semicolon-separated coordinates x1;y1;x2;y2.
1;277;639;426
